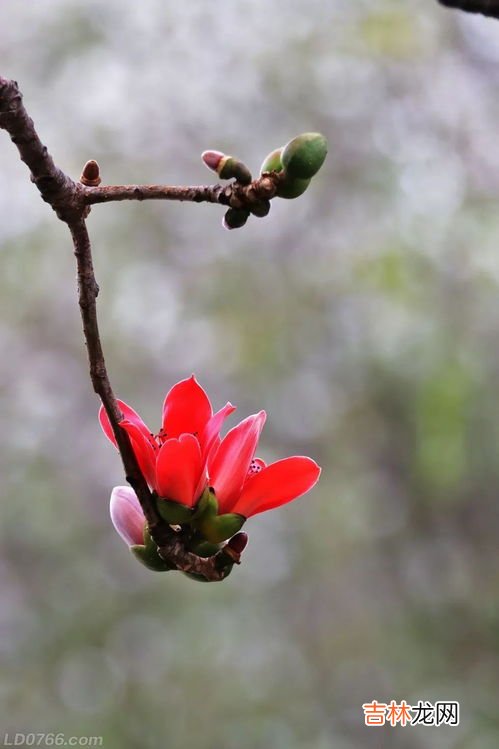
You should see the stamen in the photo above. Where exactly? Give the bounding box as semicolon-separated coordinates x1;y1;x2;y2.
248;459;264;476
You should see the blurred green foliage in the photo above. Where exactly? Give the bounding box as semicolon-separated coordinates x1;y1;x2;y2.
1;1;499;747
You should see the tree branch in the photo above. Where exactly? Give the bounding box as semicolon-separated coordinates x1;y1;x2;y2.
83;176;279;209
0;74;243;581
438;0;499;19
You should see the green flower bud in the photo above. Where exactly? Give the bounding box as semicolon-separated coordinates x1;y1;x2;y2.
202;151;252;184
276;174;311;199
249;200;271;217
223;207;249;230
259;147;284;175
219;157;252;185
281;132;328;179
156;498;194;525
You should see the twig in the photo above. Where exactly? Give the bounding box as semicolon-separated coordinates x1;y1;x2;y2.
0;75;243;581
83;177;279;208
438;0;499;19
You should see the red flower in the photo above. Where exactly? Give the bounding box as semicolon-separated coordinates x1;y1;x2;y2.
100;375;321;522
100;375;234;508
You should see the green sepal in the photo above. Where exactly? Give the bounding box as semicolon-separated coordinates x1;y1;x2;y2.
223;207;249;230
192;489;246;542
197;512;246;544
276;174;311;199
130;544;172;572
188;539;221;558
260;147;284;175
129;524;174;571
191;486;215;521
156;498;194;525
192;488;218;524
219;157;252;185
281;133;328;179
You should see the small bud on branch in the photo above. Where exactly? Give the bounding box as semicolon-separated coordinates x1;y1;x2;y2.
80;159;101;187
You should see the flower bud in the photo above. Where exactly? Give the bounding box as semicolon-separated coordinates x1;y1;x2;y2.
201;150;226;173
281;133;328;179
249;200;271;217
276;174;311;200
259;147;284;175
80;159;101;187
223;207;249;230
227;532;248;555
202;151;252;184
219;157;252;185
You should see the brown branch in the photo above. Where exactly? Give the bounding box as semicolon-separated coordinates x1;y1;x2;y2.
438;0;499;19
83;174;280;210
0;74;243;581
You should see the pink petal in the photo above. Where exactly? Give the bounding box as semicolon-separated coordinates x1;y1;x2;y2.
209;411;266;513
162;375;212;440
201;401;236;460
99;400;153;449
110;486;145;546
120;420;158;490
231;456;321;518
155;433;203;507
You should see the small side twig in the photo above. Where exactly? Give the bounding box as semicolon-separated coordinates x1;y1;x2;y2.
83;174;280;210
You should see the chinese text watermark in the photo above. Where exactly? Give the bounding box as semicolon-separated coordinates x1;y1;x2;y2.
362;700;459;727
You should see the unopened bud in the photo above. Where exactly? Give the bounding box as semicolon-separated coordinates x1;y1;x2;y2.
202;151;252;184
223;207;249;230
260;147;284;175
202;150;226;173
80;159;101;187
227;532;248;555
249;200;271;218
281;132;328;179
276;174;311;200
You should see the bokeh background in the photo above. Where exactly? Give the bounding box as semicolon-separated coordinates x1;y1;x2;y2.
1;2;499;747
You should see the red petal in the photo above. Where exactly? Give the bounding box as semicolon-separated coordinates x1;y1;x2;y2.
120;421;158;490
110;486;145;546
201;401;236;459
209;411;266;513
155;433;203;507
231;456;321;517
99;404;118;448
162;375;212;439
99;400;153;449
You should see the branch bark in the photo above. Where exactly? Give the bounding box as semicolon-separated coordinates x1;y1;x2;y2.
83;177;279;208
0;75;244;581
438;0;499;19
